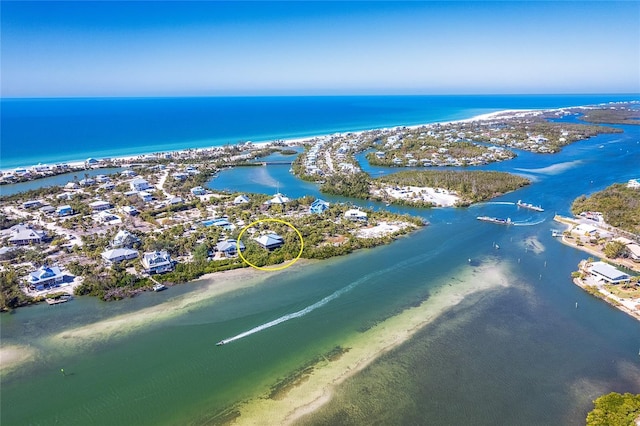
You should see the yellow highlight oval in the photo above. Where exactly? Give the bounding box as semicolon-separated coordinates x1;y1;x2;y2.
237;218;304;271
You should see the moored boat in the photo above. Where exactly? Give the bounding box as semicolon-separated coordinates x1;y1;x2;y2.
152;283;167;292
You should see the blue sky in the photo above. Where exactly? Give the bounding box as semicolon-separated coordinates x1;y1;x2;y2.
1;1;638;97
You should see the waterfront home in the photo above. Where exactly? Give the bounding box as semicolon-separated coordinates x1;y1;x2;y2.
191;186;206;196
628;178;640;189
233;194;250;205
265;193;290;206
254;233;285;250
138;191;153;203
216;239;246;257
112;229;141;248
27;265;67;290
65;181;79;190
344;209;368;222
85;158;99;167
310;199;330;214
8;224;47;245
89;200;112;211
130;178;152;192
141;250;174;274
56;205;74;217
587;261;631;285
101;248;139;264
573;223;598;236
78;178;95;186
121;170;137;178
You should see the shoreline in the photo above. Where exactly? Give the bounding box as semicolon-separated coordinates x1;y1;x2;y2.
229;259;512;425
553;217;640;322
0;107;548;175
0;262;311;376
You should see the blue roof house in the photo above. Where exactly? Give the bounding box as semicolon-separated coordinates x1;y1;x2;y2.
310;199;330;214
28;265;68;290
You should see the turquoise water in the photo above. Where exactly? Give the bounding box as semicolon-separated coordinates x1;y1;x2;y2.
2;94;638;169
1;97;640;425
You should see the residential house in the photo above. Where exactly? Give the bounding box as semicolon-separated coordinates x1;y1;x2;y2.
8;224;47;245
22;200;42;209
112;229;141;248
202;218;235;231
626;244;640;262
216;239;246;257
233;194;250;205
141;250;174;274
130;178;152;192
264;193;290;206
89;200;111;211
138;191;153;203
101;248;138;264
344;209;368;222
254;234;285;250
121;206;139;216
27;265;67;290
56;205;74;217
191;186;206;196
309;199;330;214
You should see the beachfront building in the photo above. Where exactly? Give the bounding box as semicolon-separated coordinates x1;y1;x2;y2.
8;224;47;246
112;230;141;248
141;250;174;274
101;248;139;264
588;261;631;285
89;200;112;211
216;239;246;258
254;233;285;250
130;178;152;192
344;209;368;222
573;223;598;236
56;205;74;217
27;265;67;290
627;178;640;189
233;194;250;205
310;199;330;214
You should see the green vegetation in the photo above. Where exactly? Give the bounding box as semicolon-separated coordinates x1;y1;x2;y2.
379;170;529;205
319;173;371;199
586;392;640;426
319;170;529;206
580;107;640;126
571;183;640;234
0;269;37;311
604;240;628;259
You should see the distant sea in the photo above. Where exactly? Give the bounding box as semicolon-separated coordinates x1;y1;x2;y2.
1;94;638;170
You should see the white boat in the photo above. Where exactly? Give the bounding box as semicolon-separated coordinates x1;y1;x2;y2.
516;200;544;212
152;283;167;292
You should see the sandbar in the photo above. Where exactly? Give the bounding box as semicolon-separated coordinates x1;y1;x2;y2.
47;262;310;351
0;345;37;375
230;258;512;425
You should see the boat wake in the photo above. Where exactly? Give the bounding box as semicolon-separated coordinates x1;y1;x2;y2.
217;252;427;346
470;201;516;208
511;218;546;227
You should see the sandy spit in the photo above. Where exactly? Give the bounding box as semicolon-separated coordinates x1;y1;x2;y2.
232;259;512;425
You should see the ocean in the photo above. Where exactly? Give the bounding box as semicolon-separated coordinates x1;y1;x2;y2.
1;95;639;425
2;94;638;169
